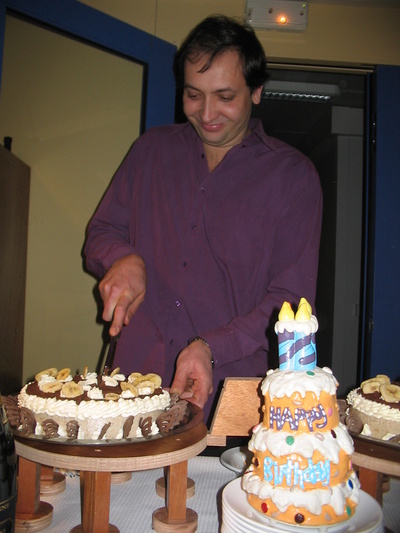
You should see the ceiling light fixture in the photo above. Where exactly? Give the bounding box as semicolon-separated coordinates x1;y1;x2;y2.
246;0;309;32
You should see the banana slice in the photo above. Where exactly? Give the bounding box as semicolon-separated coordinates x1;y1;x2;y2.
105;392;120;401
41;381;63;393
120;382;139;396
61;382;84;399
35;368;58;382
380;383;400;403
141;373;162;388
110;367;121;378
361;378;381;394
375;374;390;385
128;372;143;385
137;380;155;395
56;368;71;381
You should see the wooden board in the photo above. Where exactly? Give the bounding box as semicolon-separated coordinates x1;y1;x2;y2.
209;378;263;440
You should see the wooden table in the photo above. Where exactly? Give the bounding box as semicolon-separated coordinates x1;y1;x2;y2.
351;433;400;505
14;406;207;533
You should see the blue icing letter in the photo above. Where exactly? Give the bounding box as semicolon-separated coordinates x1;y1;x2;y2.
263;457;331;488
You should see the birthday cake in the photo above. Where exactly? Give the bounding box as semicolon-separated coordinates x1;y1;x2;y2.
4;367;188;440
346;375;400;442
242;298;360;527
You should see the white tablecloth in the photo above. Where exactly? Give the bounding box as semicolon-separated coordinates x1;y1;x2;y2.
38;456;400;533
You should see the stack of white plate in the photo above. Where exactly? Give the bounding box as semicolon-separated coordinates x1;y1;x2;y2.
222;478;384;533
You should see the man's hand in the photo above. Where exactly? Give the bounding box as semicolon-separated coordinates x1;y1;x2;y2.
170;340;213;409
99;254;147;336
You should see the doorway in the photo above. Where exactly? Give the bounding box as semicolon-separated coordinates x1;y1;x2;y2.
253;66;368;395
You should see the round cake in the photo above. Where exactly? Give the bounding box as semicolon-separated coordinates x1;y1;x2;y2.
242;298;360;527
346;375;400;441
4;367;188;440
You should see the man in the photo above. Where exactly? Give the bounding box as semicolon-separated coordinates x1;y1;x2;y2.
84;15;322;424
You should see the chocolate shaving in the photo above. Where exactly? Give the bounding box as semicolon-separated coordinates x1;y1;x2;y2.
98;422;111;440
123;416;135;439
156;400;189;436
42;418;59;438
2;395;21;429
66;420;79;440
20;407;37;435
336;399;348;424
138;416;153;438
345;408;364;434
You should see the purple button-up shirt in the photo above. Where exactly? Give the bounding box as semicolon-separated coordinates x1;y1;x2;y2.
84;119;322;422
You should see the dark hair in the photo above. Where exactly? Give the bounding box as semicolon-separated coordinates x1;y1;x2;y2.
174;15;269;93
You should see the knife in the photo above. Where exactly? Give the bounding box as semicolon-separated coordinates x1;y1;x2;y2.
103;331;121;374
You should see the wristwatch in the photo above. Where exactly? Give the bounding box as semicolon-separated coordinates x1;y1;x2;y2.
188;336;214;368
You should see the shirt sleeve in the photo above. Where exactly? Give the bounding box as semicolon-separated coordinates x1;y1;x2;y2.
200;161;323;369
84;144;138;278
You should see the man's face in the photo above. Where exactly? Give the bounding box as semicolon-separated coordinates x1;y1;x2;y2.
183;50;262;152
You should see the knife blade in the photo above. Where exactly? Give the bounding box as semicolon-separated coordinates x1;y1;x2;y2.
103;331;121;374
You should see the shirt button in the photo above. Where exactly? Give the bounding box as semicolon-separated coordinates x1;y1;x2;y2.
201;187;205;193
191;224;197;230
175;300;181;307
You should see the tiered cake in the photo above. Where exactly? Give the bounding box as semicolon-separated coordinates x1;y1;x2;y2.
242;298;360;527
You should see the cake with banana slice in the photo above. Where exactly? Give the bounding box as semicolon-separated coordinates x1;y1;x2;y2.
6;367;187;440
242;298;360;527
346;374;400;441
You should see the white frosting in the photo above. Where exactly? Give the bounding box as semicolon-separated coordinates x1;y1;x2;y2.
242;465;360;517
87;387;104;400
19;384;170;421
274;315;318;336
249;423;354;463
347;388;400;421
261;366;338;399
110;373;126;381
102;376;119;387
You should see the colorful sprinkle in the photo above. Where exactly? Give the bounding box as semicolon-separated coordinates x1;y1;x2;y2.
331;429;337;438
294;513;305;524
261;502;268;514
348;479;354;489
286;436;295;445
327;407;333;417
254;458;259;467
346;506;352;517
314;432;324;441
306;371;315;376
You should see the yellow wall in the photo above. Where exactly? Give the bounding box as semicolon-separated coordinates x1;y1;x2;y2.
80;0;400;66
0;16;142;382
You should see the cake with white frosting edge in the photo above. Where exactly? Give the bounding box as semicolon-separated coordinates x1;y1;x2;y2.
8;368;184;440
346;380;400;441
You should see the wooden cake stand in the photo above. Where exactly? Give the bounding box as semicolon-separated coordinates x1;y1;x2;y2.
14;406;207;533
